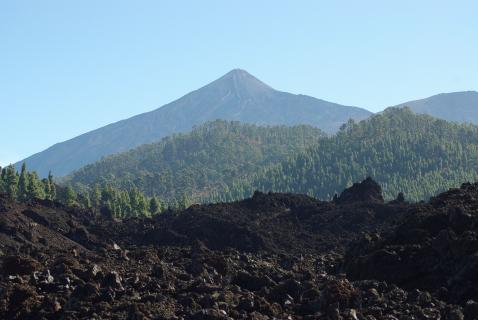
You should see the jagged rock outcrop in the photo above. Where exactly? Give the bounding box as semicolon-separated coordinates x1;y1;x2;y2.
344;182;478;305
335;177;384;204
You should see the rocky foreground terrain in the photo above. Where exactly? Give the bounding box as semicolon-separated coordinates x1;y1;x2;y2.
1;178;478;319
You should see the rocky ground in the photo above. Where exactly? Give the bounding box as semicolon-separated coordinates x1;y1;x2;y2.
1;178;477;319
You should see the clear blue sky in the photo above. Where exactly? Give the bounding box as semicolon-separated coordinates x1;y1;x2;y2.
1;0;477;166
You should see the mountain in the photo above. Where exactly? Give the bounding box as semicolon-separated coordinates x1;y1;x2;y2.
66;120;325;203
16;69;371;177
220;108;478;202
394;91;478;123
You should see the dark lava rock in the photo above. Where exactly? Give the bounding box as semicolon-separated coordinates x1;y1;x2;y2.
336;177;384;204
322;279;360;307
72;281;100;299
2;256;41;276
103;271;124;290
1;179;478;318
4;284;40;319
344;182;478;304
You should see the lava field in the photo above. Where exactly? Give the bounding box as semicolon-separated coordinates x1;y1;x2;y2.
1;178;478;319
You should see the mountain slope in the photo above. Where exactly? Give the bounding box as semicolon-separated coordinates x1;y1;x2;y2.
395;91;478;123
66;120;325;202
16;69;371;177
222;108;478;201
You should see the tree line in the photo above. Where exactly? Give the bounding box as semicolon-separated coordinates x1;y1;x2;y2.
0;163;188;218
1;163;56;201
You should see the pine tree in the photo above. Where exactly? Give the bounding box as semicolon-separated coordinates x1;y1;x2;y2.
128;187;148;217
65;185;78;207
25;172;45;199
0;166;5;193
18;163;29;201
178;193;190;210
4;165;18;199
92;184;102;209
42;178;51;200
47;171;56;200
83;192;92;208
149;196;161;215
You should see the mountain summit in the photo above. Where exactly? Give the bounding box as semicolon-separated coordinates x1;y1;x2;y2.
210;68;274;97
16;69;371;176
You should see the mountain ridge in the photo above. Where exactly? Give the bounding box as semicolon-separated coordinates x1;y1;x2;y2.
394;90;478;123
16;69;371;177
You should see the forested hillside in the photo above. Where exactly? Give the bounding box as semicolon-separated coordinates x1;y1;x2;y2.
221;108;478;201
67;120;325;202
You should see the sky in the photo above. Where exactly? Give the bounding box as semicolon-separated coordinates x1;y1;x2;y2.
1;0;477;166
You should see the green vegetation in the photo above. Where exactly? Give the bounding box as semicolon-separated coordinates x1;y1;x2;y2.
0;164;170;218
223;108;478;201
76;184;169;218
1;164;54;201
67;120;325;202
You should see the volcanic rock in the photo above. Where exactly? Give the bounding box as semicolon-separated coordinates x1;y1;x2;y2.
1;179;478;318
2;256;41;276
336;177;384;204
